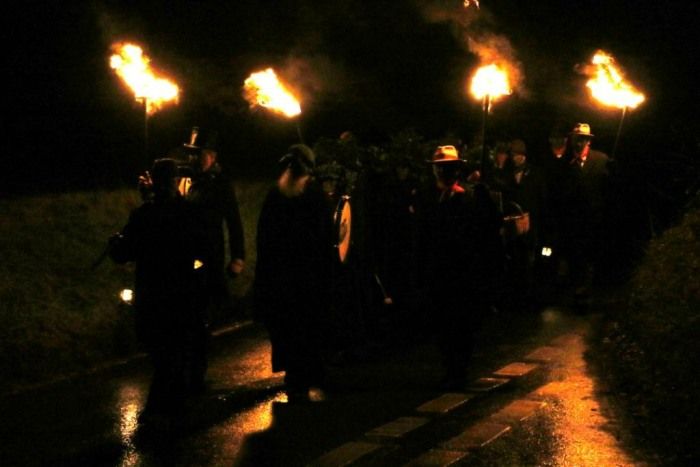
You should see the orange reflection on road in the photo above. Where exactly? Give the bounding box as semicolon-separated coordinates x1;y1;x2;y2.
535;331;638;466
116;384;145;466
215;392;287;464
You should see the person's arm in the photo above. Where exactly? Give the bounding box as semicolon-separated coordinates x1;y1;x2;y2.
221;178;246;276
109;209;141;264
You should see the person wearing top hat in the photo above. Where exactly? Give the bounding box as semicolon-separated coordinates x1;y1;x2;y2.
182;126;246;392
561;123;610;306
109;158;209;429
416;145;502;389
253;144;336;402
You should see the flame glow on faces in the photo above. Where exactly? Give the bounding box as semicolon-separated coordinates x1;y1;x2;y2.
463;0;480;8
470;64;511;101
586;50;645;109
243;68;301;118
109;43;179;115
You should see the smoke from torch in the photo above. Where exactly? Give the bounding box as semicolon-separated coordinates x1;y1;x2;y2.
109;43;179;114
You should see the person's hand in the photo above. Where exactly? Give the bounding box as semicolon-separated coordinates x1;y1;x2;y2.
227;258;245;278
466;170;481;183
138;171;153;200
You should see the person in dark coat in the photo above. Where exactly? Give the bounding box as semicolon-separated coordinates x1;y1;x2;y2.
109;158;208;428
254;144;336;401
417;145;502;389
560;123;610;305
376;156;420;332
484;141;514;199
541;124;572;286
506;139;547;309
182;127;246;391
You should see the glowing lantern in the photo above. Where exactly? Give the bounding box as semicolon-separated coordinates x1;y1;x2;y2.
119;289;134;305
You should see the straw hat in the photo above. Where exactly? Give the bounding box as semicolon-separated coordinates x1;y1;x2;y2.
570;123;594;138
428;145;464;164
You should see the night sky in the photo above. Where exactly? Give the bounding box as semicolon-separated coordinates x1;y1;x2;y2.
5;0;699;194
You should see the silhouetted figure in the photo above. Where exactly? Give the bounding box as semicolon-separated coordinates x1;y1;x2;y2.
484;141;515;198
110;158;208;429
183;126;245;392
541;123;572;290
254;145;335;402
417;146;502;389
506;139;546;309
560;123;610;306
376;157;420;333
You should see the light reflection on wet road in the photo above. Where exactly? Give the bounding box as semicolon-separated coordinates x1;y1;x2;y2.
535;330;640;467
1;308;644;466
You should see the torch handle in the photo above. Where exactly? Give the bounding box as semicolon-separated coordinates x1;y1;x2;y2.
296;120;305;144
611;106;627;160
480;95;490;174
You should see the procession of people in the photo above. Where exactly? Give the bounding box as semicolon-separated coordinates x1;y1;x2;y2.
109;120;613;433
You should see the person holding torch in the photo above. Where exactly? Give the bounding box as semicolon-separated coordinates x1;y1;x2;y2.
416;145;502;390
182;126;246;393
562;123;610;307
109;158;208;431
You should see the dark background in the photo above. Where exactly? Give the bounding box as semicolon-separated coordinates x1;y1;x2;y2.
4;0;699;195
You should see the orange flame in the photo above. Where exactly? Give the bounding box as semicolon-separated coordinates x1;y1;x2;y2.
243;68;301;118
109;43;179;115
470;64;511;101
586;50;645;109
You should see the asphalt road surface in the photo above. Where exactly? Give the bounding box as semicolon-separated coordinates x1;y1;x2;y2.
0;297;642;466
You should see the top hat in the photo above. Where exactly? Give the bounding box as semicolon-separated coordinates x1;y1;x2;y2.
183;126;219;152
570;123;594;138
428;145;464;164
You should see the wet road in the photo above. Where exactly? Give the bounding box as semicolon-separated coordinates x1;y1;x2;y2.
0;302;644;466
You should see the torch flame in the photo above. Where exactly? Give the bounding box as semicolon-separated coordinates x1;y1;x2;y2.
586;50;645;109
243;68;301;118
110;43;179;115
470;64;511;101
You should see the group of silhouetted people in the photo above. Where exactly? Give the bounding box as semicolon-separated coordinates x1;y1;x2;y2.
109;121;612;432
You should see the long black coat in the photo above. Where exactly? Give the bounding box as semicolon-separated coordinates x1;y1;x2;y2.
188;163;245;298
253;185;335;374
110;195;208;346
417;183;503;316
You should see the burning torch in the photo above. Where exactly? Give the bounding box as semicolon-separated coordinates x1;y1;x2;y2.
585;50;645;159
110;43;179;164
243;68;305;143
469;64;511;174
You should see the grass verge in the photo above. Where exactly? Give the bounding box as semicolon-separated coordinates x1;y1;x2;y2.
0;180;269;394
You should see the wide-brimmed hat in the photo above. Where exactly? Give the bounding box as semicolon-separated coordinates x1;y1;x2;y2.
279;143;316;175
428;145;464;164
570;123;594;138
510;139;527;156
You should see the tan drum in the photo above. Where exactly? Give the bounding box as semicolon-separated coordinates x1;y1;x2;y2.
334;195;352;263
